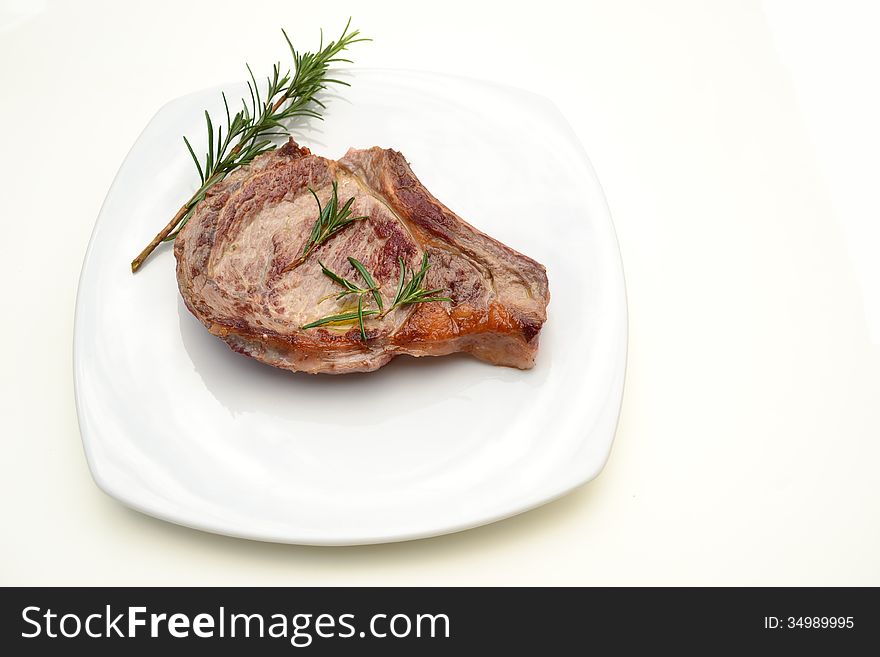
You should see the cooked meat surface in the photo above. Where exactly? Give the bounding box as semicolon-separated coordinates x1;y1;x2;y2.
175;139;550;374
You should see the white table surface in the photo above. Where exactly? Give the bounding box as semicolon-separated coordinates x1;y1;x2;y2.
2;0;878;585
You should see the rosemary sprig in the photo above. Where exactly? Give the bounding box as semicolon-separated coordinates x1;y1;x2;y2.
284;182;367;272
304;258;380;339
302;254;450;341
130;20;368;273
389;253;451;310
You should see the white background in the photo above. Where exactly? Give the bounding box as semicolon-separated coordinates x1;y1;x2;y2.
1;0;878;585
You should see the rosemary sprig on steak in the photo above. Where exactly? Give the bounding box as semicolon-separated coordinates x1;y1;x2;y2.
130;20;367;273
317;259;380;304
283;183;368;272
303;257;381;340
389;253;451;310
303;254;451;341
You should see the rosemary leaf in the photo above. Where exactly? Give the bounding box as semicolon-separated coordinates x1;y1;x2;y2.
357;295;367;341
348;256;383;312
301;309;377;329
183;136;204;183
318;260;359;291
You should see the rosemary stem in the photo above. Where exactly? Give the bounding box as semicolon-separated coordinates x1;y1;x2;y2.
130;202;191;272
282;250;311;274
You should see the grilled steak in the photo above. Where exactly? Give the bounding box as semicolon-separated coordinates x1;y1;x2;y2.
175;139;550;374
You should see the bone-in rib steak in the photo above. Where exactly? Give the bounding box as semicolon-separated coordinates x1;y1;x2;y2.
175;139;550;374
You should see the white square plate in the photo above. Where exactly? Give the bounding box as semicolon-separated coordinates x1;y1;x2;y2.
74;69;627;545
